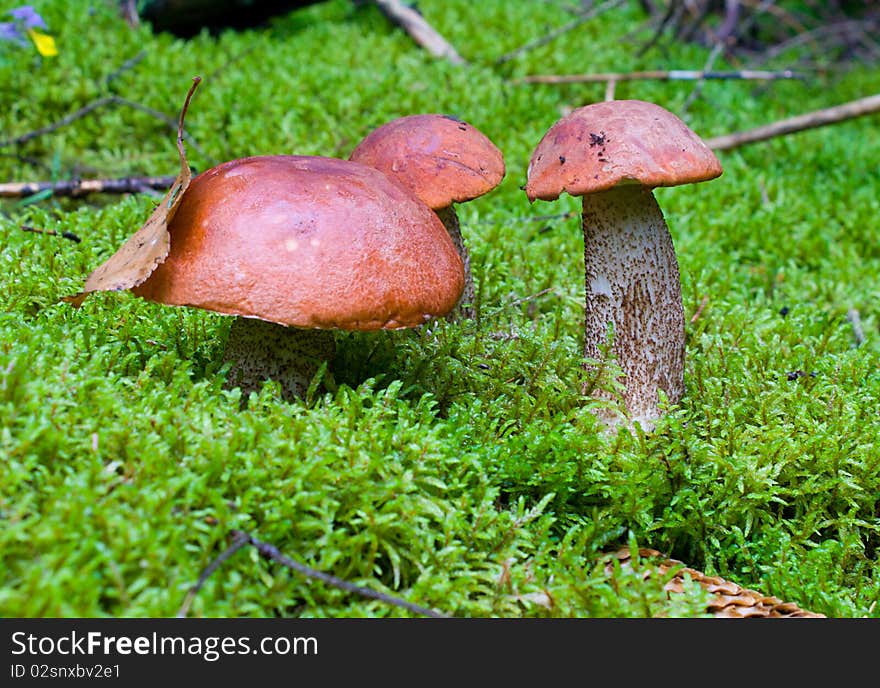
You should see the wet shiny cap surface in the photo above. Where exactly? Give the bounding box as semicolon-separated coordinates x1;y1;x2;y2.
349;113;505;209
133;155;465;330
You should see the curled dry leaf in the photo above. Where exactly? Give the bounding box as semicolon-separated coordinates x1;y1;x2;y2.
64;76;201;308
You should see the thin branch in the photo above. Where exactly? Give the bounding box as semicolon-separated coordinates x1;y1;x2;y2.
0;176;176;199
0;93;214;163
514;68;803;85
177;529;449;618
20;225;82;243
0;96;117;148
104;51;146;86
637;0;681;57
240;530;449;618
706;92;880;151
681;0;778;114
373;0;465;65
680;41;727;114
689;295;710;324
177;532;250;618
751;17;879;66
495;0;625;65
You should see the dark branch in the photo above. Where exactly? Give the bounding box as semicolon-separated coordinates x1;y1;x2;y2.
176;529;449;619
495;0;625;65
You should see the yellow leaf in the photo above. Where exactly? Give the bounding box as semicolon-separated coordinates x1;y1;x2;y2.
27;29;57;57
64;77;202;308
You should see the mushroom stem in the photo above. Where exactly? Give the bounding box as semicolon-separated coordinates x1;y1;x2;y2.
222;318;336;401
435;204;475;320
581;185;685;428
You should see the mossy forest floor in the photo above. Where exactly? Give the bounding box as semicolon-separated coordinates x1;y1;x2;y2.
1;1;878;618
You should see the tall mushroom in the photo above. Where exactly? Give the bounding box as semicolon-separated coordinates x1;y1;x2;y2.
524;99;722;430
131;155;464;401
349;113;505;320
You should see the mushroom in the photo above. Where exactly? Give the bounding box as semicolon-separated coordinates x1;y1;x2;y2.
132;155;464;401
349;113;505;320
524;99;722;430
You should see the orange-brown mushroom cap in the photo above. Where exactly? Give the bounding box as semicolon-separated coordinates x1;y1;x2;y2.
524;100;722;202
349;113;505;210
132;155;465;330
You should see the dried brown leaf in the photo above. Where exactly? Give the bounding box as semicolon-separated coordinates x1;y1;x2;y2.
64;76;201;308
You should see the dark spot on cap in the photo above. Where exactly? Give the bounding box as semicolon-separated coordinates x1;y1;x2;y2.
559;155;566;164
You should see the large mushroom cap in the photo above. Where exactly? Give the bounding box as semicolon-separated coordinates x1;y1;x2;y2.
525;99;722;202
349;113;506;210
132;155;465;330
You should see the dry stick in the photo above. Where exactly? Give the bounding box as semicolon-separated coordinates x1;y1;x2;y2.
0;176;176;199
241;531;449;618
177;532;251;618
682;0;787;114
0;94;213;163
680;41;727;113
177;529;449;618
495;0;625;65
751;18;878;67
705;93;880;151
104;51;146;86
689;295;709;324
637;0;682;57
373;0;465;65
515;68;803;85
0;96;117;148
21;225;82;243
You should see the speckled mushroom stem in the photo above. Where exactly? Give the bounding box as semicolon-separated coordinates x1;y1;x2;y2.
581;185;685;429
435;204;475;320
222;318;336;402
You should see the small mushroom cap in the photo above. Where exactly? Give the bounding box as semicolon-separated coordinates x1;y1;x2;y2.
524;99;722;202
132;155;465;330
349;113;505;210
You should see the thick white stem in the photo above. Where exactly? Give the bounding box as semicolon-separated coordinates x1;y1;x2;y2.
435;204;475;320
223;318;336;402
581;185;685;428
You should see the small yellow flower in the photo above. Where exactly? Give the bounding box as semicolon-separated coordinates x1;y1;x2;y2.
27;27;57;57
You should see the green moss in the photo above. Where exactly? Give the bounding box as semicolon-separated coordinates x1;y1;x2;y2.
1;0;878;618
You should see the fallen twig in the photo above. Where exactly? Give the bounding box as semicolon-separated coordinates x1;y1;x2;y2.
637;0;681;57
176;532;250;618
104;51;146;86
0;176;176;199
495;0;625;65
514;68;803;85
20;225;82;243
0;93;213;163
177;529;449;618
705;92;880;151
0;96;118;149
373;0;465;65
689;295;709;324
